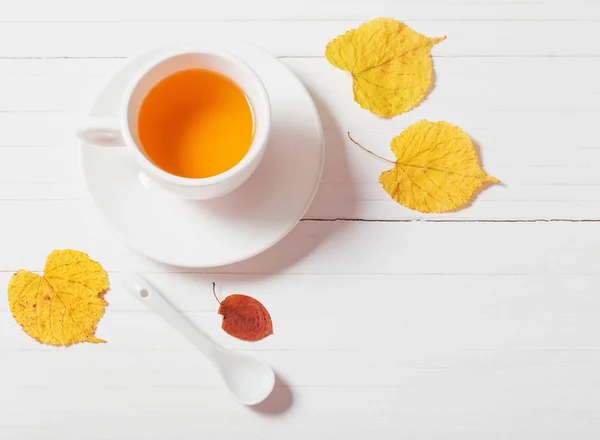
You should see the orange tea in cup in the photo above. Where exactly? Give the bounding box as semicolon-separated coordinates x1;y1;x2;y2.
137;68;254;179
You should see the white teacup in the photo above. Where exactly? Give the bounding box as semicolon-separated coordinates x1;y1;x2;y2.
77;46;271;200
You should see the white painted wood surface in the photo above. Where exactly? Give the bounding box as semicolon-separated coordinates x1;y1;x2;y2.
1;0;599;438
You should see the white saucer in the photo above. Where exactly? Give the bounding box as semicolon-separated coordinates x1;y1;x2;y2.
80;42;324;267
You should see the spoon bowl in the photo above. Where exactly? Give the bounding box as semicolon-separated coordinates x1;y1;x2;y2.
213;349;275;405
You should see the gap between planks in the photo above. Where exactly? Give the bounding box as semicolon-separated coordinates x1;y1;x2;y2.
0;209;594;223
301;218;600;223
3;18;600;23
3;55;600;60
0;271;593;275
0;206;594;223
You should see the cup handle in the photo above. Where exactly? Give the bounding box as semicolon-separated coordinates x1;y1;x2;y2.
76;117;125;147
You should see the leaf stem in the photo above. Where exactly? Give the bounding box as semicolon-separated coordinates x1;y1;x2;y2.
212;282;221;305
347;132;396;165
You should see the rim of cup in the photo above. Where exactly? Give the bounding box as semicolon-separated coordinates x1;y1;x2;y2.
121;47;271;187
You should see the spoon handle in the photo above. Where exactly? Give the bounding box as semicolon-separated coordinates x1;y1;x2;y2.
122;273;221;359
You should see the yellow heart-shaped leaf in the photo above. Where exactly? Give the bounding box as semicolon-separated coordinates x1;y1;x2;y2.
377;120;499;213
325;18;445;117
8;249;109;346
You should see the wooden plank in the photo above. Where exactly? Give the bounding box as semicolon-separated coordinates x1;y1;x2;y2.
2;272;594;313
2;347;599;388
3;305;598;351
2;0;599;22
1;386;598;439
0;212;596;274
0;21;598;58
1;271;599;350
1;58;599;112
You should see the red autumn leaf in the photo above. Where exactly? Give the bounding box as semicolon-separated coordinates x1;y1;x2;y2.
214;285;273;341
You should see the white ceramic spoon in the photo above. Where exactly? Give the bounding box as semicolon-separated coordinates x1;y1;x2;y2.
122;273;275;405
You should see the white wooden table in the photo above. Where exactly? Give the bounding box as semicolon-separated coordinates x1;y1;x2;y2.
1;0;600;438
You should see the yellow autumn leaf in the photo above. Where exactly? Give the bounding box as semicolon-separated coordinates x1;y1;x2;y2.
325;18;445;117
8;249;109;346
350;121;499;213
